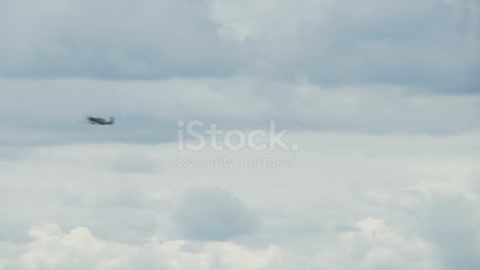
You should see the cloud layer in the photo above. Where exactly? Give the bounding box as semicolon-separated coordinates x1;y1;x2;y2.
1;1;479;269
1;78;480;148
1;134;479;269
0;0;478;91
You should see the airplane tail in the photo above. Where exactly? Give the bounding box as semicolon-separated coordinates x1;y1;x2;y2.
109;117;115;125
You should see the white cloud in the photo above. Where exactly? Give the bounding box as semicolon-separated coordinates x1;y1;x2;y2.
0;132;479;270
211;0;329;41
312;218;442;270
0;218;445;270
2;224;288;270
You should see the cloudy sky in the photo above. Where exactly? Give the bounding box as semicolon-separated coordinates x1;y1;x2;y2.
1;0;479;269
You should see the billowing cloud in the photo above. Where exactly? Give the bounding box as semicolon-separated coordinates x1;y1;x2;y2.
312;218;441;270
0;218;445;270
1;224;288;270
0;132;479;269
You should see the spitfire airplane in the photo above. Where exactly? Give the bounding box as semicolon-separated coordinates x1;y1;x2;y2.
87;116;115;125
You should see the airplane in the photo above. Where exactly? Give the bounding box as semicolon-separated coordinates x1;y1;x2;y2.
87;116;115;125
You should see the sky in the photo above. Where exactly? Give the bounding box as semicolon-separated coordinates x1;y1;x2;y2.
0;0;479;269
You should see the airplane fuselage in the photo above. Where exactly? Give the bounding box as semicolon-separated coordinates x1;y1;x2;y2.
87;116;115;125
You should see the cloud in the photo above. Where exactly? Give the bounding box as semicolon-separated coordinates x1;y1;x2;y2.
1;1;479;268
1;78;480;149
0;143;176;244
414;194;480;269
312;218;441;270
173;188;260;241
0;0;478;91
0;219;443;270
212;0;480;91
1;224;287;270
0;0;241;79
108;150;160;173
0;133;479;269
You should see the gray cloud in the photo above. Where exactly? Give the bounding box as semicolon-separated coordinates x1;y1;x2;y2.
0;0;242;79
1;1;480;269
2;79;480;149
212;0;480;91
173;188;259;241
0;0;478;91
